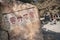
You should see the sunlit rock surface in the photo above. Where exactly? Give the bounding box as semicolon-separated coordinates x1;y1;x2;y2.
0;1;43;40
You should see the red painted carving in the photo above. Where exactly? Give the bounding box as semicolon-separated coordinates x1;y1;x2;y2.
17;16;22;22
23;14;28;19
29;12;34;18
10;17;16;24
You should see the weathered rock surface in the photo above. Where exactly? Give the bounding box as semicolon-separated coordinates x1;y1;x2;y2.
0;0;43;40
0;30;8;40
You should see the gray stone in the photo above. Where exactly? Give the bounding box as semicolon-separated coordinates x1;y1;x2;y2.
0;30;8;40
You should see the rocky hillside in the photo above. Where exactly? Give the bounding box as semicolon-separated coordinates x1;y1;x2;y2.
32;0;60;17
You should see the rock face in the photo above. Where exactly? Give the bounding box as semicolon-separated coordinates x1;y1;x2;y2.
0;1;43;40
0;30;8;40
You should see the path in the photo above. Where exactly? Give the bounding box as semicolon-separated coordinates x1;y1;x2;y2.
42;21;60;33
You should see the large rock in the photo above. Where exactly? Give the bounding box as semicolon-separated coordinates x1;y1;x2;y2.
1;1;43;40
